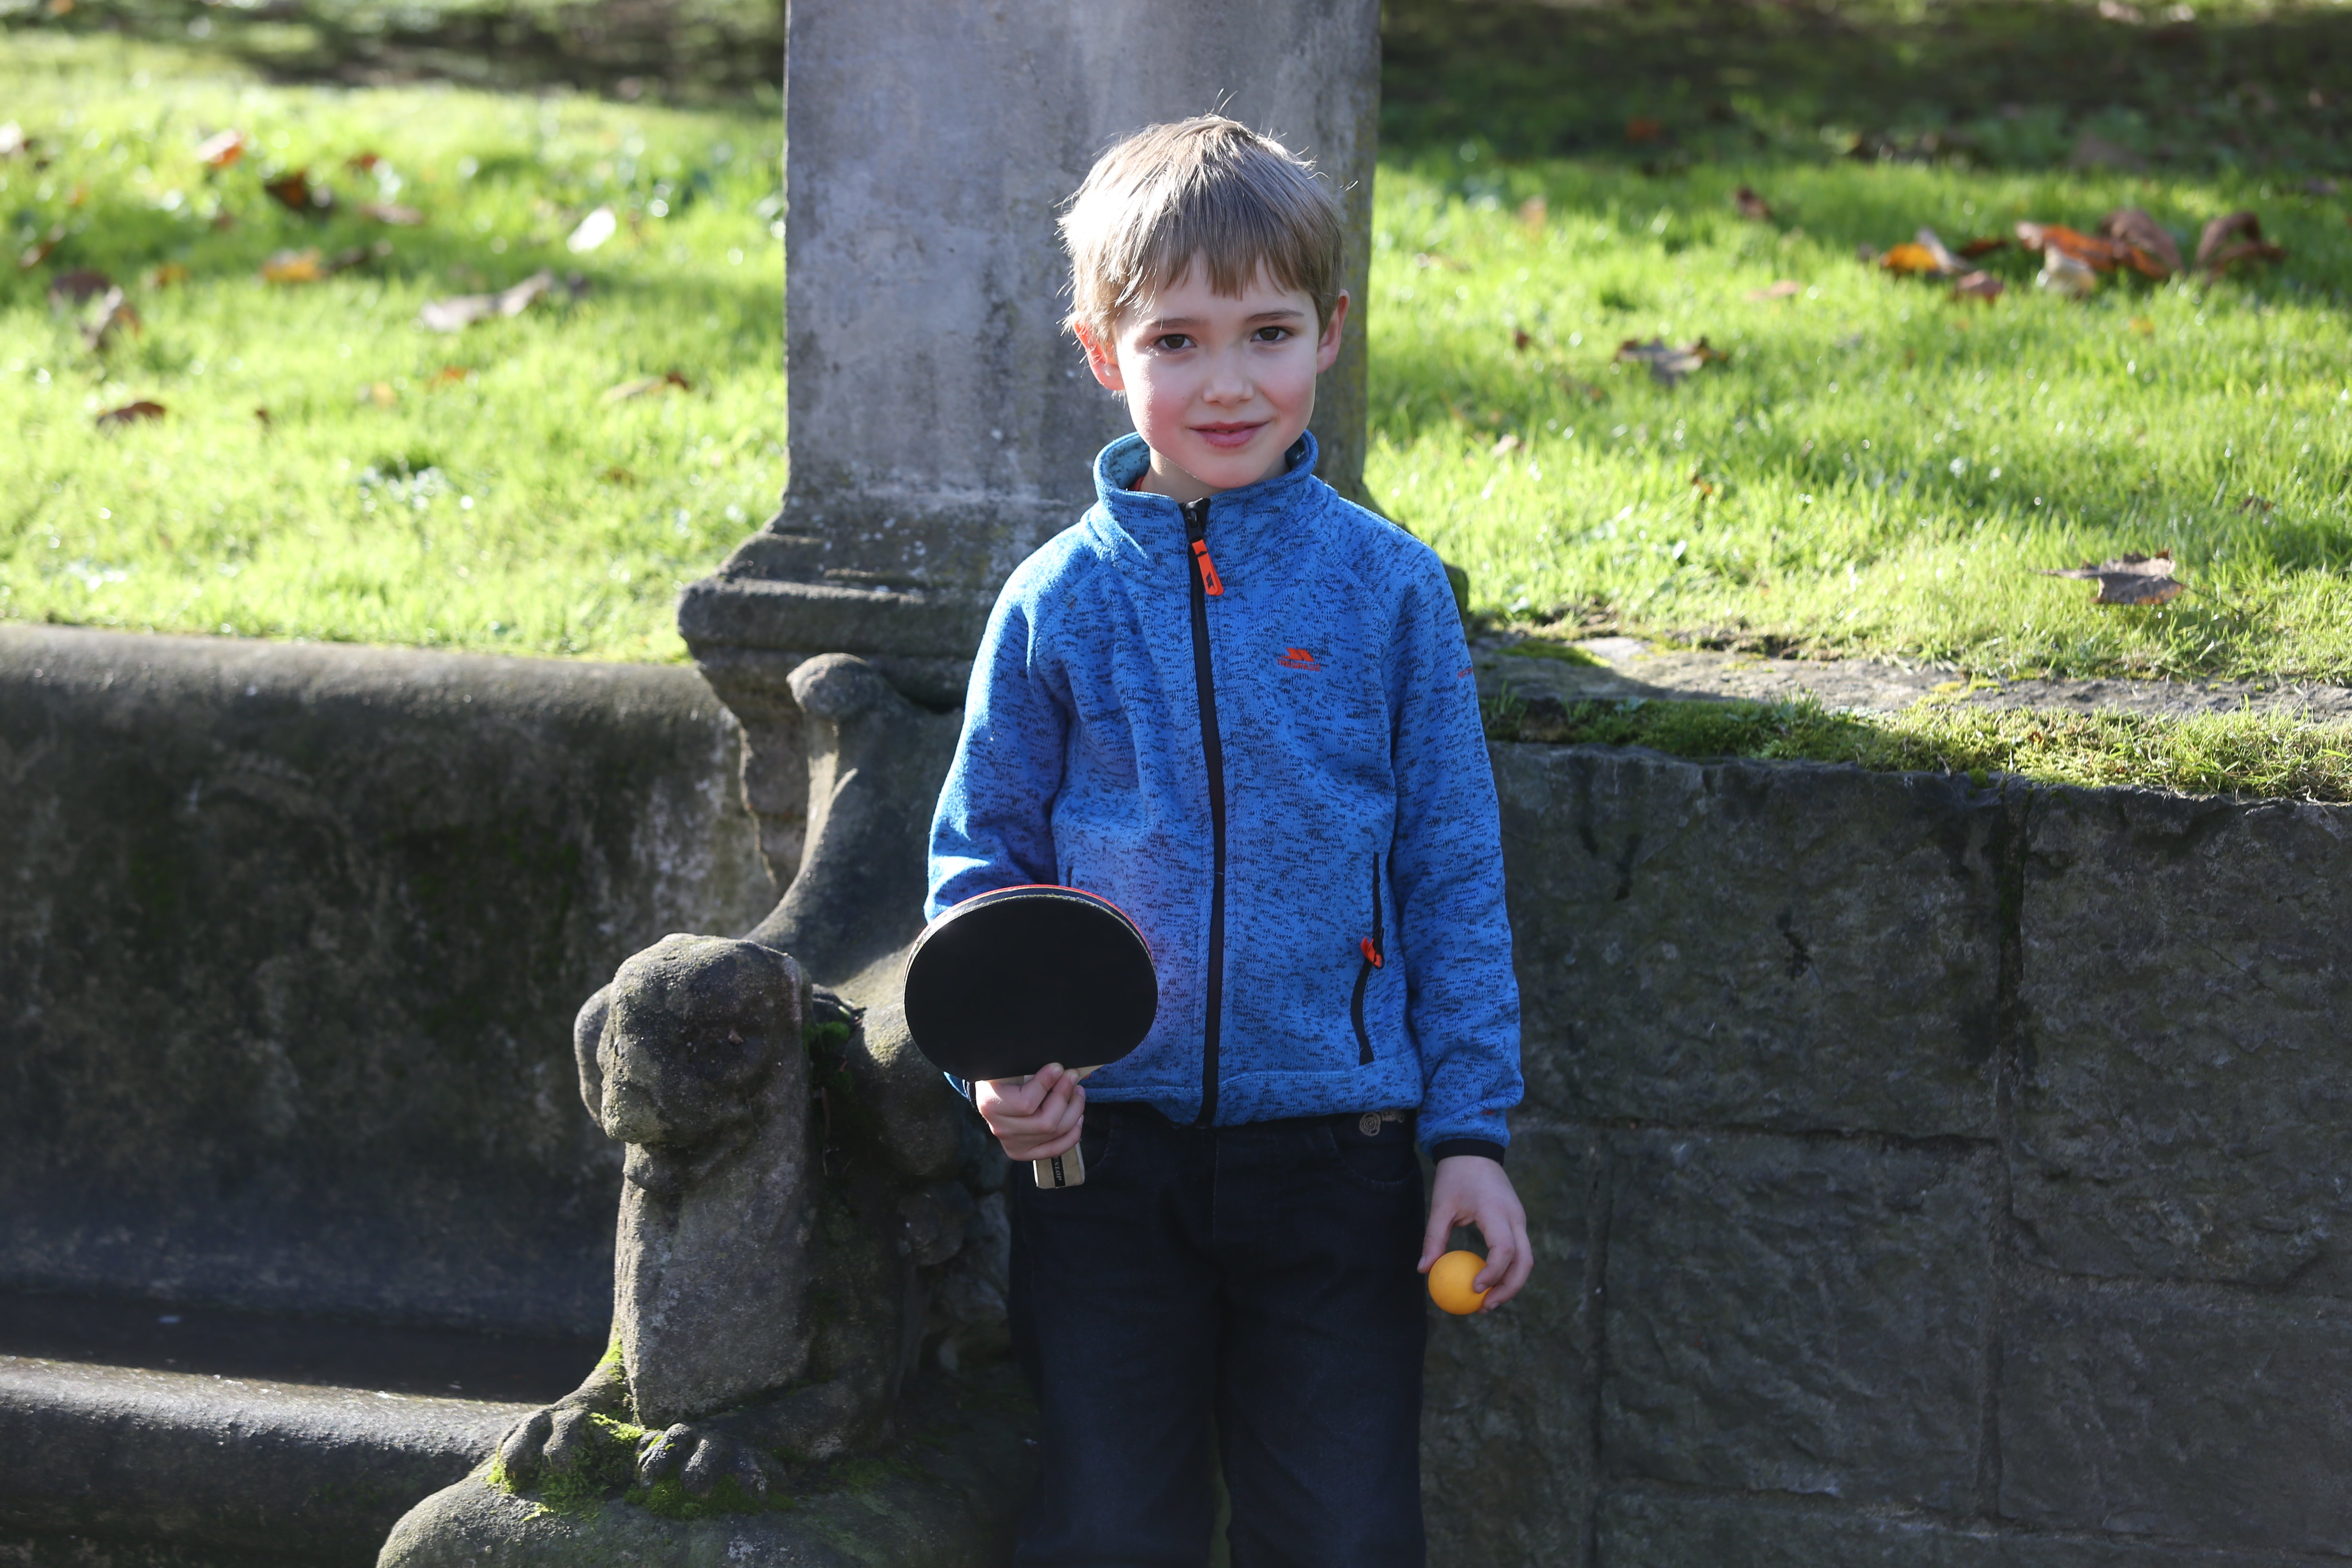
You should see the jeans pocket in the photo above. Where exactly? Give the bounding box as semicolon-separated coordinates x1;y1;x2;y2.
1321;1116;1416;1192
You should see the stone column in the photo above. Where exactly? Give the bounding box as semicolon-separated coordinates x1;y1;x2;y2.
679;0;1382;884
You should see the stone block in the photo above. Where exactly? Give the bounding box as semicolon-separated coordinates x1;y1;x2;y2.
1601;1131;1991;1511
1422;1126;1597;1567
1599;1485;2343;1567
0;627;773;1337
1999;1276;2352;1554
1493;746;2006;1140
2011;788;2352;1292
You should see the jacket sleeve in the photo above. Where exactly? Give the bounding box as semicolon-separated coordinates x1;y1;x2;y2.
1386;553;1524;1161
926;583;1071;922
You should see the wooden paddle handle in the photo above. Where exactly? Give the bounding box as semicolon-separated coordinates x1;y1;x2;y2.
1026;1065;1098;1189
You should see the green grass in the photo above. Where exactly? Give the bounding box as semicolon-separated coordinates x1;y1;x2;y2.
7;8;2352;801
1485;691;2352;802
1367;155;2352;684
1;33;782;661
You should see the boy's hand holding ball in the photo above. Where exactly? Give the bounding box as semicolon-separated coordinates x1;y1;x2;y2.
975;1063;1087;1163
1421;1156;1532;1313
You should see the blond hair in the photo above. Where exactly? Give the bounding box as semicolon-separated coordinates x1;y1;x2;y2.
1060;115;1345;345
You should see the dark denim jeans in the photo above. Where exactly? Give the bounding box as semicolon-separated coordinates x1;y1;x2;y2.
1006;1102;1428;1568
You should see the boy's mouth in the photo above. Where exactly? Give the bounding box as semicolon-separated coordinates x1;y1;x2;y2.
1191;421;1265;451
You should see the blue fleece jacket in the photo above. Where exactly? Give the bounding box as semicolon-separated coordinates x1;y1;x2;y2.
926;431;1522;1160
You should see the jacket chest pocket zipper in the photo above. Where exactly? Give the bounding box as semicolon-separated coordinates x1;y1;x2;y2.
1350;854;1383;1066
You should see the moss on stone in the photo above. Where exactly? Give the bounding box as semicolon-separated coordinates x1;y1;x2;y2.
1485;692;2352;803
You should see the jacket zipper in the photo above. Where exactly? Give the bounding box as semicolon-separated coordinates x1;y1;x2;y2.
1351;853;1383;1065
1182;495;1227;1127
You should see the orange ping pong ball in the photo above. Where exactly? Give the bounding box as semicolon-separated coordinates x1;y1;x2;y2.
1428;1250;1488;1315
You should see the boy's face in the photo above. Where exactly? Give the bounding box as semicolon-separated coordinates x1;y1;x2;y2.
1077;258;1349;504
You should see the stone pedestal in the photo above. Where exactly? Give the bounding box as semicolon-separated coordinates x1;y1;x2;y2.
679;0;1383;884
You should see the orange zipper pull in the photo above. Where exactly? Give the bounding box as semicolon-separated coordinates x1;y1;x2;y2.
1192;539;1224;597
1360;937;1383;968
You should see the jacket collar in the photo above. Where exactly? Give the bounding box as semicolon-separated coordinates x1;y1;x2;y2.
1087;430;1323;571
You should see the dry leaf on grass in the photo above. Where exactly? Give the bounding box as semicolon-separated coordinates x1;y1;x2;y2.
19;224;65;270
1625;117;1666;144
345;150;382;172
2096;208;2183;276
2037;251;2100;297
81;287;141;351
602;370;693;403
567;205;617;253
261;248;323;283
1956;234;2009;258
1614;336;1726;387
194;129;247;170
2196;211;2285;274
96;400;165;429
1747;279;1802;301
1879;241;1949;276
358;201;423;226
47;269;113;310
429;365;473;386
1734;186;1773;221
1953;270;2005;302
2038;550;2187;606
420;270;556;332
147;262;190;288
263;169;333;215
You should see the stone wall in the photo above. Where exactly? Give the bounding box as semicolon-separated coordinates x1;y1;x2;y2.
0;626;773;1342
1421;744;2352;1567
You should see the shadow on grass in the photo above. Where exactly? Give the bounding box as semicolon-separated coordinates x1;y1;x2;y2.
1383;0;2352;172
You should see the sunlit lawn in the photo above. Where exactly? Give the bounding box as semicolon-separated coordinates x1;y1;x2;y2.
7;18;2352;691
1368;154;2352;684
1;33;782;662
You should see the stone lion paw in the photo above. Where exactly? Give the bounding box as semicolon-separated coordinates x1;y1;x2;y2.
635;1423;788;1501
496;1405;619;1489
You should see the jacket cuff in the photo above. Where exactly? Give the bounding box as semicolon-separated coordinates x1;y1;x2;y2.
1429;1138;1506;1166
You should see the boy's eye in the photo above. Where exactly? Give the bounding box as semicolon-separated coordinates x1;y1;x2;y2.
1152;334;1194;352
1252;326;1293;343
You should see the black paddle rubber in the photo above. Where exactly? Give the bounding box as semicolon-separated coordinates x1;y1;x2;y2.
903;886;1159;1085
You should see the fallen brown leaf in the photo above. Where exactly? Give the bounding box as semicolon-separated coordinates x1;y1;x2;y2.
1614;336;1726;388
2196;211;2284;274
195;129;247;171
1733;185;1773;221
1879;241;1950;276
1747;279;1802;301
1956;235;2010;258
357;201;423;226
602;369;693;403
1914;227;1964;274
81;287;141;351
47;268;113;311
345;150;382;172
2129;316;2155;335
254;406;272;428
421;270;556;332
96;400;165;430
2096;207;2183;277
1953;270;2005;302
146;262;191;288
1626;117;1666;144
429;365;473;386
263;170;333;216
2038;550;2186;606
18;224;65;270
2037;251;2100;297
2015;221;2127;272
261;248;324;284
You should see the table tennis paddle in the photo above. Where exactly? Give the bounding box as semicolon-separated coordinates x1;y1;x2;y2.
902;885;1157;1189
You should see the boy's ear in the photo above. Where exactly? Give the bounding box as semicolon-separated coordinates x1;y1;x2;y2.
1074;321;1126;393
1314;292;1351;375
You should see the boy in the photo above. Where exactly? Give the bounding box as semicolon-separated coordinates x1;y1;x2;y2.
926;116;1528;1567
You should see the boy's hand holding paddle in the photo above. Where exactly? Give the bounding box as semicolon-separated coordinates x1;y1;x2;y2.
973;1064;1087;1164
